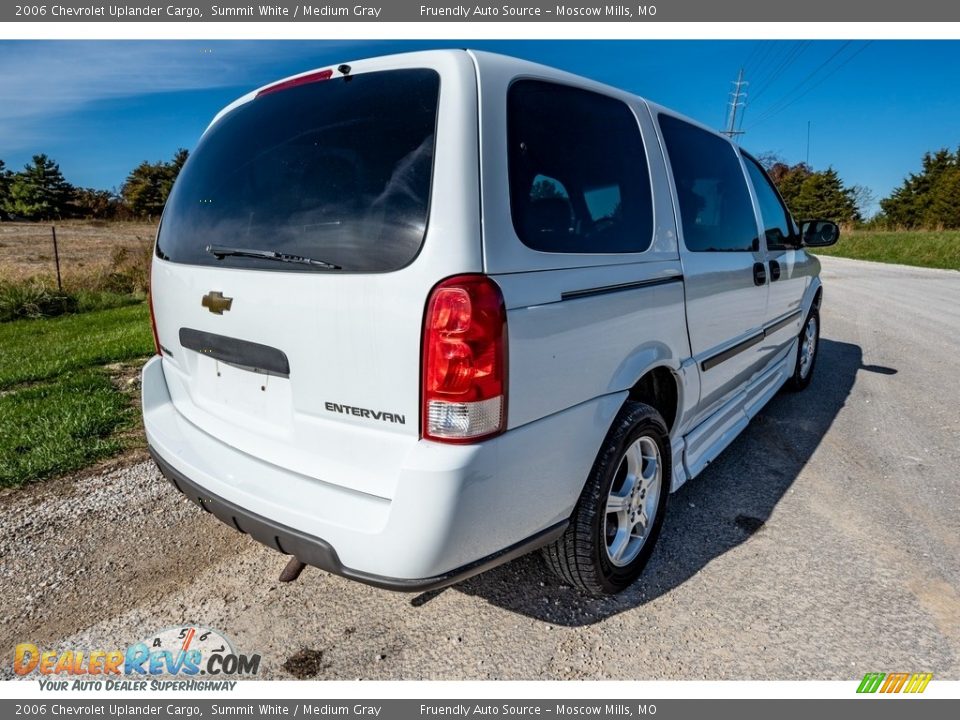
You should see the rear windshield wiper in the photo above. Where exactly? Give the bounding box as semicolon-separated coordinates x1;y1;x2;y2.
206;244;341;270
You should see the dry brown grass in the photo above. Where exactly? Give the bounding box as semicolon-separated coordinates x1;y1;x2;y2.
0;220;157;287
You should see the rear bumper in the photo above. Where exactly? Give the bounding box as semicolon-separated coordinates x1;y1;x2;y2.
142;355;624;587
151;446;565;591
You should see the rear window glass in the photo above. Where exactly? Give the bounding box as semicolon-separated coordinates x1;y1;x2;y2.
156;69;440;273
507;80;653;254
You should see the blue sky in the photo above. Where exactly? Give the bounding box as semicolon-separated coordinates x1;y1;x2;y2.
1;40;958;215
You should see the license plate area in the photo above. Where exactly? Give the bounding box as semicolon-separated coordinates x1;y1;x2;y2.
190;352;294;431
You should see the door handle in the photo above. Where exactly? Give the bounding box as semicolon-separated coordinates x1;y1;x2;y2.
769;259;782;282
752;262;767;286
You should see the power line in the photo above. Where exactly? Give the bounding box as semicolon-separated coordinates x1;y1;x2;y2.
743;42;776;82
747;42;872;130
742;43;787;96
721;41;803;138
749;41;811;105
759;42;872;127
750;41;807;99
751;40;853;127
740;41;765;76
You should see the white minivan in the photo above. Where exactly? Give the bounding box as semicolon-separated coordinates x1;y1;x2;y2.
143;50;838;595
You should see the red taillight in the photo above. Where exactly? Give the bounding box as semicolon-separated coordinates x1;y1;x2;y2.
256;69;334;97
422;275;507;443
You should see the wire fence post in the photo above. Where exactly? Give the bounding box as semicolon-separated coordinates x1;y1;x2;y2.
51;225;63;293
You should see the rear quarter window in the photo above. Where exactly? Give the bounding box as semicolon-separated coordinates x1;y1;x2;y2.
658;114;759;253
156;68;440;273
507;80;654;254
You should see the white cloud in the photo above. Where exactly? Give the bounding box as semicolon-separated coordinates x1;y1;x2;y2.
0;41;357;151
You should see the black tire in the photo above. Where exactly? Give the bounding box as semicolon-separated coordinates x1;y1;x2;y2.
542;401;671;596
785;306;820;392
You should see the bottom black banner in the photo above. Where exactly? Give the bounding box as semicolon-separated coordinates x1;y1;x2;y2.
2;699;957;720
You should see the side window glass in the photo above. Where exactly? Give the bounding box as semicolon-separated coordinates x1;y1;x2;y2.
508;80;654;254
658;114;759;252
743;155;795;250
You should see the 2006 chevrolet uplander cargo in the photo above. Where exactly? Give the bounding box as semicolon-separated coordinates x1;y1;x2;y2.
143;50;839;595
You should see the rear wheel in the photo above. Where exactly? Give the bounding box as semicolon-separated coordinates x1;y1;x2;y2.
542;402;670;596
785;306;820;392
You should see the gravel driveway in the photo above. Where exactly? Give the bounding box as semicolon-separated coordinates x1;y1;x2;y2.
2;256;958;680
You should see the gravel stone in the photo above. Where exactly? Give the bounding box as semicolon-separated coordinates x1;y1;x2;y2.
0;257;957;680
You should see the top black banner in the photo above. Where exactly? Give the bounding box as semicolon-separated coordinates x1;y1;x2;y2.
4;0;959;22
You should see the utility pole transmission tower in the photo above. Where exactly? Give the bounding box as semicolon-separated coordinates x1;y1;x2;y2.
723;68;747;139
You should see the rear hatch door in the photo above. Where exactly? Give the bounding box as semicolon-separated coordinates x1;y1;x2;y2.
151;57;480;499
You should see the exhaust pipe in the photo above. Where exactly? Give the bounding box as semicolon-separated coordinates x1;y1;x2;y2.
279;557;306;583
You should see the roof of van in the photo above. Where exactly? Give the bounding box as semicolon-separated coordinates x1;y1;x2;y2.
206;49;727;144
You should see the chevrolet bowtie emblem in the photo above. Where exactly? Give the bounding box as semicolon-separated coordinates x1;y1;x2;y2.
201;291;233;315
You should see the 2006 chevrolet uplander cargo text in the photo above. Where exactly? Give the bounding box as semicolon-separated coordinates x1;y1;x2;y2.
143;50;839;596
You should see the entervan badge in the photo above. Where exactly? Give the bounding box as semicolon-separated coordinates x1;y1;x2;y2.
201;291;233;315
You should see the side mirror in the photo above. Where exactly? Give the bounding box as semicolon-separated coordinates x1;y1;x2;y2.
799;220;840;247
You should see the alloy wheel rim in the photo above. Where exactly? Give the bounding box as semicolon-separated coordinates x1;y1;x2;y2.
799;316;817;379
603;436;662;567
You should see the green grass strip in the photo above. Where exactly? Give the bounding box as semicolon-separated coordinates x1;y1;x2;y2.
814;230;960;271
0;303;154;389
0;368;137;488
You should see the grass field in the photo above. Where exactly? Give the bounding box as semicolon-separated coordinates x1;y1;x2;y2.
813;229;960;270
0;303;152;389
0;220;157;282
0;304;154;488
0;220;154;322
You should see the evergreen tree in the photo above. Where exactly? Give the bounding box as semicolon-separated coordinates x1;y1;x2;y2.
770;162;812;211
121;148;189;219
764;161;858;223
4;154;73;220
122;160;169;218
792;168;859;223
71;187;122;219
0;160;11;210
879;148;960;228
171;148;189;176
923;165;960;229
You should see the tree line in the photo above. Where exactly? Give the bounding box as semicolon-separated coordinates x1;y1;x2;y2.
759;155;863;225
878;148;960;229
1;146;958;229
0;150;188;222
757;148;960;229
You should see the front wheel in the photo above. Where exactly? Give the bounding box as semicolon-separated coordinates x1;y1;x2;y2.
785;306;820;392
542;402;671;596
